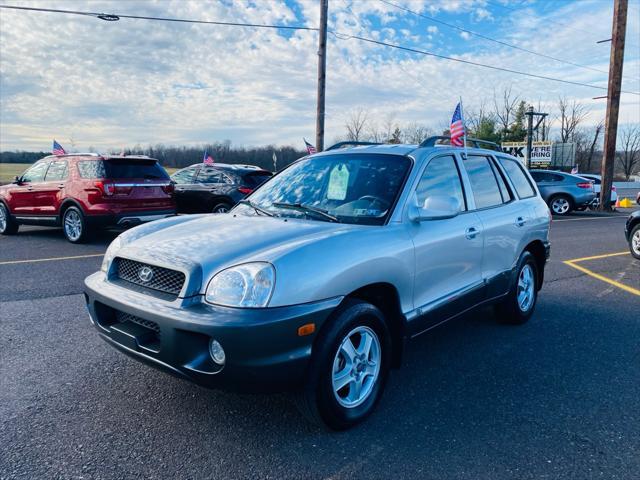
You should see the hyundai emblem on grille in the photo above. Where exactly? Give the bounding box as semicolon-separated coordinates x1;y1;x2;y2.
137;266;154;283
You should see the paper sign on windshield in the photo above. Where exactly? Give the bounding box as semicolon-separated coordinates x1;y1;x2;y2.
327;164;349;200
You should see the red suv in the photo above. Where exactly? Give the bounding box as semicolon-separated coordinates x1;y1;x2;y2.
0;154;176;243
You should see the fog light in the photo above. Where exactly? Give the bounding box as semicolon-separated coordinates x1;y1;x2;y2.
209;339;226;365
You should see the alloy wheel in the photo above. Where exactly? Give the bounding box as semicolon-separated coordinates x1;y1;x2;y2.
632;230;640;256
517;264;535;312
551;197;570;215
64;209;82;241
0;204;6;232
332;326;381;409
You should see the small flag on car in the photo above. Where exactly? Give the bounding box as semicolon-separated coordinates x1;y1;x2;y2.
52;140;66;156
304;138;317;155
571;165;579;174
449;102;465;147
203;151;214;165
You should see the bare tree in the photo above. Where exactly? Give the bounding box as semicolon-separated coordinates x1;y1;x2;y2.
403;122;433;144
344;108;369;141
493;86;519;139
575;121;604;172
616;124;640;181
466;100;493;135
556;97;589;143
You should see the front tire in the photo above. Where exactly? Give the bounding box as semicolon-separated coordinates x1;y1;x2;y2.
549;195;573;216
296;300;391;430
495;251;539;325
629;224;640;260
62;206;90;243
0;202;19;235
212;202;232;214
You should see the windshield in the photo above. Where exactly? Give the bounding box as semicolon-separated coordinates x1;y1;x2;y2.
238;153;411;225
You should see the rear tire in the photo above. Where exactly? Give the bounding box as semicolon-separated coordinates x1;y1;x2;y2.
549;195;573;216
495;251;538;325
212;202;232;214
295;299;391;430
62;206;90;243
0;202;19;235
629;224;640;260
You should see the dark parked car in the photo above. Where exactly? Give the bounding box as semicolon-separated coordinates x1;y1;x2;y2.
0;154;175;243
171;163;272;213
625;210;640;260
529;170;595;215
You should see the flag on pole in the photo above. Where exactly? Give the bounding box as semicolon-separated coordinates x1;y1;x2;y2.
203;151;214;165
449;102;465;147
304;138;317;155
272;151;277;172
52;140;66;156
570;165;579;174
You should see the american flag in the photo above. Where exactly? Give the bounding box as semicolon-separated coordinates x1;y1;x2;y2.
570;165;579;174
449;102;465;147
304;138;317;155
52;140;66;156
203;151;214;165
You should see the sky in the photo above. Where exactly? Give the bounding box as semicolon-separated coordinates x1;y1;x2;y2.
0;0;639;152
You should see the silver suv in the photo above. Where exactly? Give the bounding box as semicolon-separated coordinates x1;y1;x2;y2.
85;138;551;430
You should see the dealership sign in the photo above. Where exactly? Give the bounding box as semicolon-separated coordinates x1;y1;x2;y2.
501;141;553;168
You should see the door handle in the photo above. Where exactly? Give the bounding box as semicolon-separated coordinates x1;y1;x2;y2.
515;216;526;227
465;227;480;239
58;184;65;189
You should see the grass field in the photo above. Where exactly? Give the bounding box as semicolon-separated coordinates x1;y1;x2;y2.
0;163;30;185
0;163;179;185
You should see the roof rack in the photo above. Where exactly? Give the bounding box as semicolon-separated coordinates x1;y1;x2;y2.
44;152;101;158
419;136;501;151
325;141;383;151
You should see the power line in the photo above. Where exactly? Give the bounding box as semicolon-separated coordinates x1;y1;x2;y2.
2;3;639;96
0;5;319;32
335;32;639;96
379;0;639;84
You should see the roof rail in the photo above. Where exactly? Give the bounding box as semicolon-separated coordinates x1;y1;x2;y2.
44;152;101;158
325;141;383;151
419;136;501;151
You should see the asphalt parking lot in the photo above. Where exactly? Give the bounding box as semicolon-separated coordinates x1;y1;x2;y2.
1;211;639;479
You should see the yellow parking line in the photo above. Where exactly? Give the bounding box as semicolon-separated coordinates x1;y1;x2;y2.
563;251;640;297
565;251;629;263
0;253;104;265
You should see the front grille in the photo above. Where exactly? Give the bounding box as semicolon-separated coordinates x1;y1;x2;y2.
115;257;185;297
116;311;160;335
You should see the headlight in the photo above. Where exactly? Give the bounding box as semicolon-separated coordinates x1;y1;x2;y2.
205;262;275;308
101;236;123;273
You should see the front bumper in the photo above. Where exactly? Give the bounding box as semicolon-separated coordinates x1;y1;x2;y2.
84;272;341;392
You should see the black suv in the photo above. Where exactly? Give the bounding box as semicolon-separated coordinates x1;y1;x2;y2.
171;163;272;213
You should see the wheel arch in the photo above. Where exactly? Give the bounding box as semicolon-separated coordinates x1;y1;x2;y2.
58;198;85;224
330;282;407;369
523;240;547;290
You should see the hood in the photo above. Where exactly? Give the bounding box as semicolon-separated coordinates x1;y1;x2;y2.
117;213;358;294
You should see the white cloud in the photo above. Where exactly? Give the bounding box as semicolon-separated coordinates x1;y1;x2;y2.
426;25;439;34
0;0;638;151
459;31;472;40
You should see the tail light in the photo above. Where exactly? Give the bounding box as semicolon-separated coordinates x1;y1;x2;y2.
237;186;253;195
576;182;593;189
94;181;115;196
162;183;174;195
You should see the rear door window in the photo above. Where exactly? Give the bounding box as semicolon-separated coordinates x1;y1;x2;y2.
21;162;49;183
498;157;536;198
104;160;168;180
78;161;106;179
44;160;68;181
242;172;273;188
463;156;504;209
196;168;223;183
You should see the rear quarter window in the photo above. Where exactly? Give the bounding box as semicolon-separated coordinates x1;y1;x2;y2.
499;158;536;198
77;161;106;179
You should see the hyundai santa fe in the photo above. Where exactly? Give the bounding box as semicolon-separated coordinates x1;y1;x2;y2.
0;154;175;242
84;138;551;429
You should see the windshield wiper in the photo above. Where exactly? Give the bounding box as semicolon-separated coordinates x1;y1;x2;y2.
238;199;274;217
272;202;338;223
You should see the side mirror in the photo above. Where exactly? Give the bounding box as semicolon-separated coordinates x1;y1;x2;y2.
408;193;461;222
13;175;22;185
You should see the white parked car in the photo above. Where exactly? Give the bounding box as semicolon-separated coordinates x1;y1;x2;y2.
578;174;618;209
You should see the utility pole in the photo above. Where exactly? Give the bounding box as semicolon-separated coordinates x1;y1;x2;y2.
599;0;627;211
526;106;534;170
315;0;328;152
